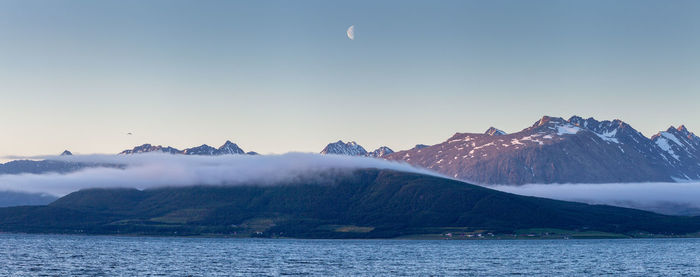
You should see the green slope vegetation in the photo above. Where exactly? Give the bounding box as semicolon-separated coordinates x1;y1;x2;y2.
1;169;699;238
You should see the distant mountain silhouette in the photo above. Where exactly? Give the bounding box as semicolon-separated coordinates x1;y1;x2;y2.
119;140;250;156
0;191;57;208
320;140;393;158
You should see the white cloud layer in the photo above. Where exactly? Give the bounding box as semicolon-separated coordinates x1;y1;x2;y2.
489;182;700;215
0;153;441;196
3;153;700;215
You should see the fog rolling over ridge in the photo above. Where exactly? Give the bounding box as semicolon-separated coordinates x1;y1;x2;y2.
490;182;700;216
0;153;442;196
4;152;700;216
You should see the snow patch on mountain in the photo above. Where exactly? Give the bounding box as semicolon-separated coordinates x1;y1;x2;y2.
660;132;683;147
595;130;620;143
655;137;680;160
555;125;582;136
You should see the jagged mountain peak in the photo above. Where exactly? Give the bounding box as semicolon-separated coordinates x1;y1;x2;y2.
217;141;245;155
368;146;394;158
665;126;680;134
655;125;699;145
60;150;73;156
413;144;430;150
654;127;685;141
676;126;700;142
533;116;567;127
384;115;700;184
650;125;700;180
182;144;217;155
320;140;368;156
527;117;583;137
119;144;181;155
319;141;393;158
485;127;507;136
120;140;248;155
568;115;603;129
568;116;626;127
566;115;648;144
671;125;696;139
221;140;235;146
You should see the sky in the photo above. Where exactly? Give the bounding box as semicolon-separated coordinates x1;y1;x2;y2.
1;0;699;157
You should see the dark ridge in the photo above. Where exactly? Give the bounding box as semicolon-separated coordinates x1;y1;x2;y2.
1;169;699;238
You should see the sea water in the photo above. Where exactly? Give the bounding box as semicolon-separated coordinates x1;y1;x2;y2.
0;234;698;276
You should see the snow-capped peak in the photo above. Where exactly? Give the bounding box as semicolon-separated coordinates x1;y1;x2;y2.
673;125;699;143
368;146;394;158
320;140;368;156
530;116;581;136
182;144;217;155
119;140;249;155
566;116;642;144
119;144;181;155
217;140;245;155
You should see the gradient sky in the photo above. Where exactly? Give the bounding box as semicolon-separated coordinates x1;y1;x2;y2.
1;0;699;157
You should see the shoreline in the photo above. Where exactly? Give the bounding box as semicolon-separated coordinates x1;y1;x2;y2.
2;231;700;241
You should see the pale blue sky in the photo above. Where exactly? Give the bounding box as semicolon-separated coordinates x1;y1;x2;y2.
1;0;699;156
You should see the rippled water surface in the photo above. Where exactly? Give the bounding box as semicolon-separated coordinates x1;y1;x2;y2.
1;234;699;276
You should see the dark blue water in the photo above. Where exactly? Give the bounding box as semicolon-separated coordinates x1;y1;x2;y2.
1;234;699;276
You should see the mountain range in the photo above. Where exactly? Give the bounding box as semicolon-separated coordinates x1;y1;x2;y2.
320;140;394;158
0;140;255;188
315;116;700;185
0;141;252;173
2;116;700;186
0;115;698;238
380;116;700;184
119;140;256;156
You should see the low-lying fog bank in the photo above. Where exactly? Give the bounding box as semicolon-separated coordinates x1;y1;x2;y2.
0;153;439;196
3;152;700;216
489;182;700;216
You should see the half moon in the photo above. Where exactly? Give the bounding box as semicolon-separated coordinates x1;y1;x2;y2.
346;25;354;40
